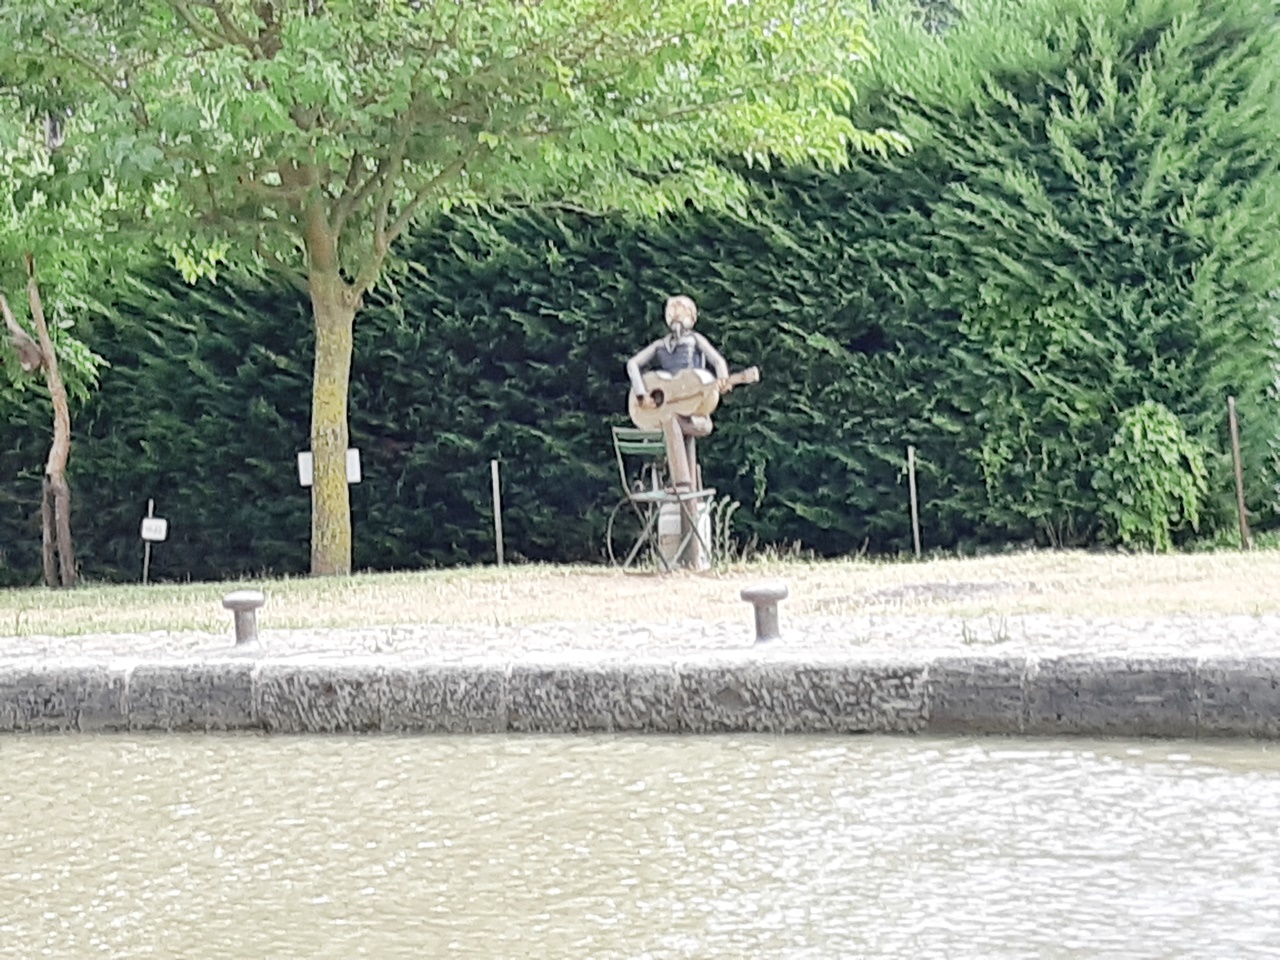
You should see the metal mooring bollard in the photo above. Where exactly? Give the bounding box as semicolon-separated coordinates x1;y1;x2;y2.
740;581;788;642
222;590;266;645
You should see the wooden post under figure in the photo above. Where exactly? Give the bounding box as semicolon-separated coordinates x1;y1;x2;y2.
625;295;759;570
684;436;704;569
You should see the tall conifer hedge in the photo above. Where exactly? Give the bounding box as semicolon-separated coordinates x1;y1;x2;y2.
1;0;1277;582
861;0;1280;545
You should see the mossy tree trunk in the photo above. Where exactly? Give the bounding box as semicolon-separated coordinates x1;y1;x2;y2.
304;203;358;576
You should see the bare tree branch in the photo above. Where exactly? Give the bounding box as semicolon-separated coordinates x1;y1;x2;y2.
253;1;285;58
22;254;77;588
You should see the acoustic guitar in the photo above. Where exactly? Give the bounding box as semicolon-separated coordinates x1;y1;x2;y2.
628;366;761;431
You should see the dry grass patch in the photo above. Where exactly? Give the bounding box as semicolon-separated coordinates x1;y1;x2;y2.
1;549;1278;638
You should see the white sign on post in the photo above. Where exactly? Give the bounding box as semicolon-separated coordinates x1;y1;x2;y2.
297;448;362;487
139;498;167;585
140;517;169;542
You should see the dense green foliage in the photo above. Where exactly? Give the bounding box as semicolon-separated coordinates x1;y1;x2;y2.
2;0;1279;583
1094;400;1210;551
5;0;900;577
0;67;115;412
762;0;1280;548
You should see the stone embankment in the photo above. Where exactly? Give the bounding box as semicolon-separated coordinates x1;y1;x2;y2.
1;613;1277;736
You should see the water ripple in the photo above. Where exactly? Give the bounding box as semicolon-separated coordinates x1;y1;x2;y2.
0;735;1277;959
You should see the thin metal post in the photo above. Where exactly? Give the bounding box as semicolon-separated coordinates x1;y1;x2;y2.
1228;396;1251;549
491;459;505;566
142;499;154;585
907;445;922;559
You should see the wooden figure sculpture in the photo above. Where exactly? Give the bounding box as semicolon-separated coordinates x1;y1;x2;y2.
623;296;758;570
625;295;758;491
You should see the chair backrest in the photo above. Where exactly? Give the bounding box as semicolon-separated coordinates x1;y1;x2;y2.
611;426;666;495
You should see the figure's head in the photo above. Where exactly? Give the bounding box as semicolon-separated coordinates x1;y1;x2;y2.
664;295;697;337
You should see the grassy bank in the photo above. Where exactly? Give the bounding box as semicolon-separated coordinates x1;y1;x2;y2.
2;549;1279;639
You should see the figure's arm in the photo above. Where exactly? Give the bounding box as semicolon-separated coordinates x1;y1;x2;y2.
694;333;731;381
626;340;660;398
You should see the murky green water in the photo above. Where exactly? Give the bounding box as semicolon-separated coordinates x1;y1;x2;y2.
1;735;1277;959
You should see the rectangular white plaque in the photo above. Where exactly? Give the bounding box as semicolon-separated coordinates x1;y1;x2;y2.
140;517;169;542
298;449;361;486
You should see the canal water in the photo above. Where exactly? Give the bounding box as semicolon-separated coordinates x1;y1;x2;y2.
1;735;1277;959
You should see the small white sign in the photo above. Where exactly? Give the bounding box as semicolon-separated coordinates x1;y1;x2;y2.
297;449;361;487
140;517;169;542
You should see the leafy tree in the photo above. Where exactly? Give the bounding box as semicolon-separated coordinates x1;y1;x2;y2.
6;0;905;575
0;94;110;586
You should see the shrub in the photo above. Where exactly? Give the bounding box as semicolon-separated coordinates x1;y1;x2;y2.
1094;400;1209;551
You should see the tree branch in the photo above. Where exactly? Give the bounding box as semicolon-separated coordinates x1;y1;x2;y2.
384;152;474;247
510;199;604;218
332;156;388;239
168;0;234;50
343;151;364;191
346;148;474;300
629;65;829;130
302;189;342;280
368;112;420;253
208;1;257;49
254;235;310;295
43;35;151;128
236;171;310;202
253;1;284;58
1;292;46;373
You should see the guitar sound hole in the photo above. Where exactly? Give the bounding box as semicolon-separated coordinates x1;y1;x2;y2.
650;389;665;406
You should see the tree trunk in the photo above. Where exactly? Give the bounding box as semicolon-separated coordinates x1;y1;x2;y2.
40;477;57;587
51;473;75;586
308;270;356;576
25;255;76;587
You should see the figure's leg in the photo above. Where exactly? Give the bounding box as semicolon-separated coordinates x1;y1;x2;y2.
663;415;693;489
677;416;715;569
683;415;713;439
684;436;705;570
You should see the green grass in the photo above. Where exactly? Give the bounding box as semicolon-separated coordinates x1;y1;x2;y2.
3;548;1280;639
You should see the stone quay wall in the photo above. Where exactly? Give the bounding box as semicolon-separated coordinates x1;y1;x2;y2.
1;615;1277;737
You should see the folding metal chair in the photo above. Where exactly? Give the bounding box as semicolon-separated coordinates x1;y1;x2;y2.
607;426;715;571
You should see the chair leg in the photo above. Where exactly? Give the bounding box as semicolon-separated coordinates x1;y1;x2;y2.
673;493;713;570
623;503;671;572
606;497;653;567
